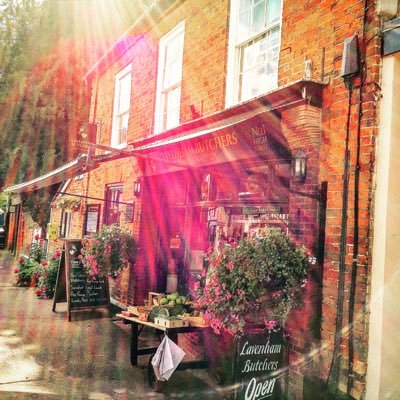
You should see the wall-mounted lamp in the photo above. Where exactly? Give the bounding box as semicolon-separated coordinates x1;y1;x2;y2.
133;177;142;197
292;151;307;183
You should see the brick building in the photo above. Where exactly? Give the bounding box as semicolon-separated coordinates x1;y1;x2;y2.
3;0;400;398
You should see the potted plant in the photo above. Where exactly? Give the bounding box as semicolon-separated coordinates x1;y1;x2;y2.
197;229;309;335
80;224;137;278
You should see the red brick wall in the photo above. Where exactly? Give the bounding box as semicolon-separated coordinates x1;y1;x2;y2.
85;0;381;398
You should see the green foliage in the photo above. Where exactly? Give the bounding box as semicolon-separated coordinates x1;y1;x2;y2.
81;225;137;278
35;249;61;298
0;193;7;210
198;229;309;334
29;238;46;262
15;257;39;286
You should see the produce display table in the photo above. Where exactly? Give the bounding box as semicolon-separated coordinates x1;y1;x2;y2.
116;314;210;390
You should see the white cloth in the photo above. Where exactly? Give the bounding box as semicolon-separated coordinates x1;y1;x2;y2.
151;336;185;381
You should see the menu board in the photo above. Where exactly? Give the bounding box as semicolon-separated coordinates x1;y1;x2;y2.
234;328;288;400
84;204;100;235
52;239;110;321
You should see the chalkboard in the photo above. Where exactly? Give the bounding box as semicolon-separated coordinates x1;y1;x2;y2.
53;239;110;321
233;328;288;400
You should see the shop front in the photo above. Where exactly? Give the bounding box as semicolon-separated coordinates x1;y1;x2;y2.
132;88;323;304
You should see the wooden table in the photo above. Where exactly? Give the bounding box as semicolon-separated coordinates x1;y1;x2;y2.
116;314;210;370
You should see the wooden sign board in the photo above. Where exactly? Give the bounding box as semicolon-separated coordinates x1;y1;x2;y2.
52;239;110;321
233;328;288;400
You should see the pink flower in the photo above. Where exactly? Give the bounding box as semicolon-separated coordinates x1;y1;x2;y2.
34;234;39;240
14;268;19;273
263;320;277;330
41;287;46;292
194;281;201;290
225;291;232;300
237;289;245;296
18;257;25;264
226;262;234;271
55;250;61;257
41;260;48;266
201;268;207;277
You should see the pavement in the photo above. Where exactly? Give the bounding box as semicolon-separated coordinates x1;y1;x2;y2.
0;250;226;400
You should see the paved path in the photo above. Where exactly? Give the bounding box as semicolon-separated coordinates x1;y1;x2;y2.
0;251;224;400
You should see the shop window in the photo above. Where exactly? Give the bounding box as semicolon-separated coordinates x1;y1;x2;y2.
60;210;72;238
104;185;123;226
154;21;185;134
111;64;132;148
226;0;282;106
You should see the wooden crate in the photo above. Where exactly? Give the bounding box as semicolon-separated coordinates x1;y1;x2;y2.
154;317;189;328
148;292;163;307
128;305;152;316
188;316;209;327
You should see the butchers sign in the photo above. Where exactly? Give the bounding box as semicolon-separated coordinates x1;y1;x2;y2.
234;329;287;400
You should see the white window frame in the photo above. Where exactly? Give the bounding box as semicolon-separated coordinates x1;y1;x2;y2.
226;0;282;107
111;63;132;148
154;21;185;134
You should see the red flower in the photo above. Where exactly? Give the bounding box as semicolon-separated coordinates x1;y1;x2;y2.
35;289;41;296
41;287;46;292
14;268;19;273
34;234;39;240
55;250;61;257
41;260;48;266
18;257;25;264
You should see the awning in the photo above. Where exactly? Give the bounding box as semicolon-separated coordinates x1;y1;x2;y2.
131;79;325;175
3;154;92;194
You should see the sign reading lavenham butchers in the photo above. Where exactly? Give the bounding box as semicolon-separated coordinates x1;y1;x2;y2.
234;329;287;400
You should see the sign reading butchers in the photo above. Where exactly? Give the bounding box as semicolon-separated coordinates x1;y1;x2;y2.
234;328;288;400
142;111;291;176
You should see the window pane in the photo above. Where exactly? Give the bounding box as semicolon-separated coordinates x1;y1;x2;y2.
119;74;131;113
239;70;253;101
239;0;251;13
105;186;123;226
251;0;266;34
165;87;180;130
241;41;253;71
238;10;250;41
266;0;281;26
163;36;183;88
269;26;280;46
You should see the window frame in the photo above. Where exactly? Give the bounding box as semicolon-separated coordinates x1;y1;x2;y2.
226;0;282;107
59;210;72;239
111;63;132;149
104;184;123;226
154;21;185;135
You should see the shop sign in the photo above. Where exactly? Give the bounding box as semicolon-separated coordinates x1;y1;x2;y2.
242;206;282;215
234;329;287;400
47;223;58;240
143;111;290;176
70;123;97;154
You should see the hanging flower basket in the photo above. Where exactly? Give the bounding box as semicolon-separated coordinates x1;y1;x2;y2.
80;224;137;278
197;229;309;335
56;195;81;212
